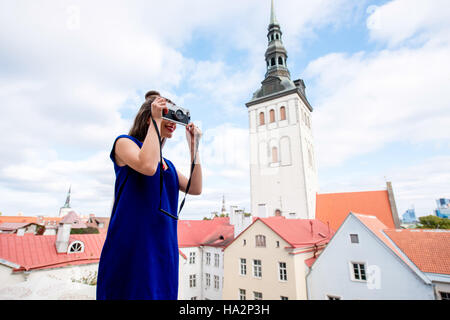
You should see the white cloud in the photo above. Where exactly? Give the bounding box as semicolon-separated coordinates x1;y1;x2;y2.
0;0;396;218
367;0;450;46
306;19;450;168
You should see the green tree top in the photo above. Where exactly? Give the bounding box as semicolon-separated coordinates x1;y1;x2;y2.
416;215;450;229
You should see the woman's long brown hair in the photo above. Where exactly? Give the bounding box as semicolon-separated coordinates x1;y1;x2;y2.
128;90;166;147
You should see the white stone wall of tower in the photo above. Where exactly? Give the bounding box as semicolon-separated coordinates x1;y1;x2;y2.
248;92;318;219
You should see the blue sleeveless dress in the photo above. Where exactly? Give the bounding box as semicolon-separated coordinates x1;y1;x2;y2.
96;134;180;300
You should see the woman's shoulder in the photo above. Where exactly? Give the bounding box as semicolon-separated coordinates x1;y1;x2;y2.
113;134;142;147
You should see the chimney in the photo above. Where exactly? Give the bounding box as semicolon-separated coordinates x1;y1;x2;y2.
386;181;401;229
55;221;72;253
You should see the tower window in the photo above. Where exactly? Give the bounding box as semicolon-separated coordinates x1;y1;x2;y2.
269;109;275;123
280;107;286;120
276;34;280;40
259;112;265;125
278;57;283;65
271;58;275;66
272;146;278;163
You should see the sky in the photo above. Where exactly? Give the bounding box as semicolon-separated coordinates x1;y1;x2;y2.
0;0;449;220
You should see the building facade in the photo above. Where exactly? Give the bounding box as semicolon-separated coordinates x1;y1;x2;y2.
306;213;440;300
222;216;333;300
246;0;318;220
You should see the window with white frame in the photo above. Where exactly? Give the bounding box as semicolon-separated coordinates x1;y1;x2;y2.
206;252;211;265
351;262;367;281
350;234;359;244
205;273;211;287
255;235;266;247
239;289;246;300
189;274;196;288
240;258;247;275
279;262;287;281
68;241;84;254
254;291;263;300
189;252;196;264
214;275;220;290
214;253;220;267
253;259;262;278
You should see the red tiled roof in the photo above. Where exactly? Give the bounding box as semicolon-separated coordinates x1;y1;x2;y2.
0;233;105;272
352;213;413;269
0;216;62;225
258;217;334;248
316;190;395;232
0;222;34;231
225;216;335;250
384;229;450;275
178;217;234;248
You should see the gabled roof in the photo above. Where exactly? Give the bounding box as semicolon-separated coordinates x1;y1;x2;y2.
384;229;450;275
258;216;334;248
307;212;431;284
0;222;35;231
0;233;105;272
178;217;234;248
224;216;334;250
316;190;396;232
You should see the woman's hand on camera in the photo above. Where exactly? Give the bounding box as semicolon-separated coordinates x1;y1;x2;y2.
150;97;168;123
186;123;202;152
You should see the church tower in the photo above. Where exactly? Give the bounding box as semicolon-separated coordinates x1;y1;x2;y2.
246;0;318;219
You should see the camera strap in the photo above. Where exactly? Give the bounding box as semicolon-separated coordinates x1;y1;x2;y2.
150;115;199;220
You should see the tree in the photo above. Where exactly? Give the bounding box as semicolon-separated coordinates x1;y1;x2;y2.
416;215;450;229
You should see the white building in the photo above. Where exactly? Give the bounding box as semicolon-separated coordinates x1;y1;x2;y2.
177;207;252;300
306;212;449;300
246;0;318;220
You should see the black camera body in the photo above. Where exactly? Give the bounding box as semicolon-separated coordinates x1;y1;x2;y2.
163;102;191;126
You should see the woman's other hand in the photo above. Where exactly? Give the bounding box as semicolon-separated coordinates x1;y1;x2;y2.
185;123;202;153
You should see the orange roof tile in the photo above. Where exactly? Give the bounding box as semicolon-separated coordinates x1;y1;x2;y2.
384;229;450;275
316;190;395;232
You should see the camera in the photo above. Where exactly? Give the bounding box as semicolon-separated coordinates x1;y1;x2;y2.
163;101;191;126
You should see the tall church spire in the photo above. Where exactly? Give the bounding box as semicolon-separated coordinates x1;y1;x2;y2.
270;0;278;26
63;185;71;208
249;0;299;101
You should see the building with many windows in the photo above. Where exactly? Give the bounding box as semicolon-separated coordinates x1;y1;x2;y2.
222;216;334;300
177;206;251;300
435;198;450;219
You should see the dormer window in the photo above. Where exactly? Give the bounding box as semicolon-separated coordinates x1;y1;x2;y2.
68;240;84;254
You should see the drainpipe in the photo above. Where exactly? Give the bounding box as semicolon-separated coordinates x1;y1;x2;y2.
200;245;204;300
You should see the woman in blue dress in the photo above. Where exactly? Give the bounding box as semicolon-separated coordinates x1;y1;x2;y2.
96;90;202;300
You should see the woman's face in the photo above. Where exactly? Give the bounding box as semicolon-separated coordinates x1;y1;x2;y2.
160;119;177;138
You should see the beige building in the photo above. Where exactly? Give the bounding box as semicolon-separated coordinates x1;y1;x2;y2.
223;216;333;300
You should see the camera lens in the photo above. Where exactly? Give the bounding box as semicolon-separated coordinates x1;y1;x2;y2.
175;109;184;120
